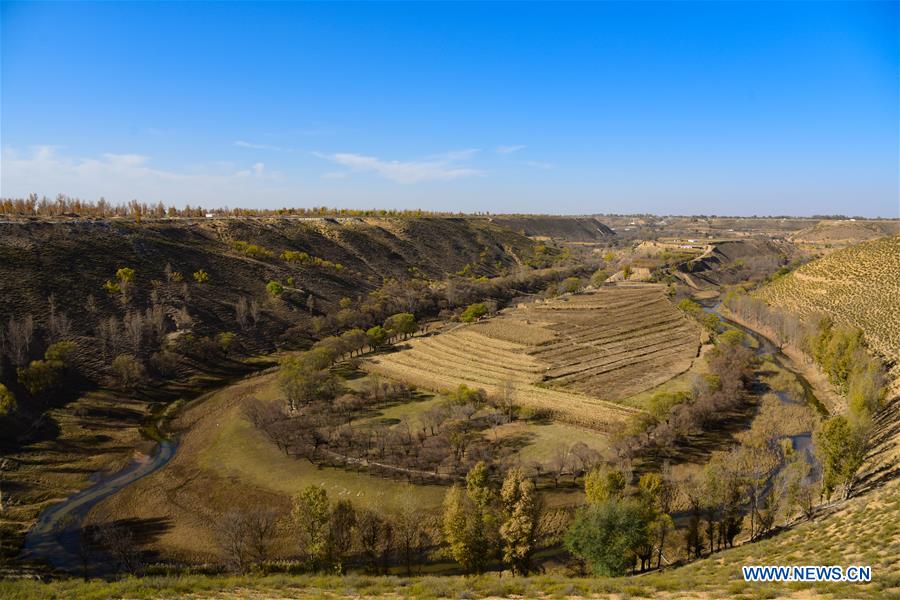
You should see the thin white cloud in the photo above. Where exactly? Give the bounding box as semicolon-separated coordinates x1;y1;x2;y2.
319;150;484;184
1;146;283;203
497;144;526;154
236;162;266;177
521;160;554;170
234;140;284;151
142;127;173;137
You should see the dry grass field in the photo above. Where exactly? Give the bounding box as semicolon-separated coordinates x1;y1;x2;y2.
365;284;700;430
788;219;900;251
757;235;900;383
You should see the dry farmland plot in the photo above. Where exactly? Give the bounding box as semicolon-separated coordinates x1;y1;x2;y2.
365;284;700;430
757;235;900;380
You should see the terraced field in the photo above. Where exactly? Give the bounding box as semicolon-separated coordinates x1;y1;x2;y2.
757;235;900;381
365;283;701;430
526;285;700;398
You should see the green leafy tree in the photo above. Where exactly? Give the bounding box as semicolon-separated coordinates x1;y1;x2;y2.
327;499;356;573
815;415;868;500
499;467;542;575
384;312;418;340
564;498;649;576
292;485;331;570
193;269;209;283
340;328;369;356
278;353;338;411
584;466;626;505
16;341;76;395
448;384;487;406
366;325;389;348
442;484;490;574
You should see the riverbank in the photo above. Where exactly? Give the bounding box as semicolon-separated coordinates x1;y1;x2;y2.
717;306;844;414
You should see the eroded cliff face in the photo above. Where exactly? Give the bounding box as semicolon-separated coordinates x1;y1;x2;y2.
487;216;615;242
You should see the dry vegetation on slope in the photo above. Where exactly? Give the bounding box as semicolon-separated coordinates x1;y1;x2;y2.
788;219;900;250
365;284;700;430
756;235;900;381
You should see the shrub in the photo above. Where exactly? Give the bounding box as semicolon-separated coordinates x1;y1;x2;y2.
193;269;209;283
15;341;75;395
281;250;310;263
111;354;147;390
0;383;16;417
45;341;76;364
266;280;284;297
678;298;719;331
150;350;180;376
116;267;136;283
560;276;582;294
590;269;610;287
232;240;273;259
18;360;62;395
460;303;488;323
218;331;237;355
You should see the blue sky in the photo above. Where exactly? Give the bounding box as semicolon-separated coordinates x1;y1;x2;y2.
2;1;898;216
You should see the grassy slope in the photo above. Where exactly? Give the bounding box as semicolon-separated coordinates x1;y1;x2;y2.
88;365;603;562
757;234;900;382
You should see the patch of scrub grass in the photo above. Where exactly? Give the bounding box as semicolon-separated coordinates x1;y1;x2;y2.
1;568;892;599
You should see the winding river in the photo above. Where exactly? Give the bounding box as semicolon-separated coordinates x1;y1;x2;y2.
20;439;177;572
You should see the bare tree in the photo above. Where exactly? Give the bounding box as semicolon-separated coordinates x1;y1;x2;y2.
0;458;9;515
357;509;392;574
98;316;122;358
549;443;571;487
498;379;517;422
84;294;98;317
569;442;600;480
47;295;73;342
249;299;261;325
392;493;429;575
174;307;192;330
124;311;144;353
216;508;280;573
235;297;250;330
145;303;167;345
5;315;34;366
97;522;142;574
